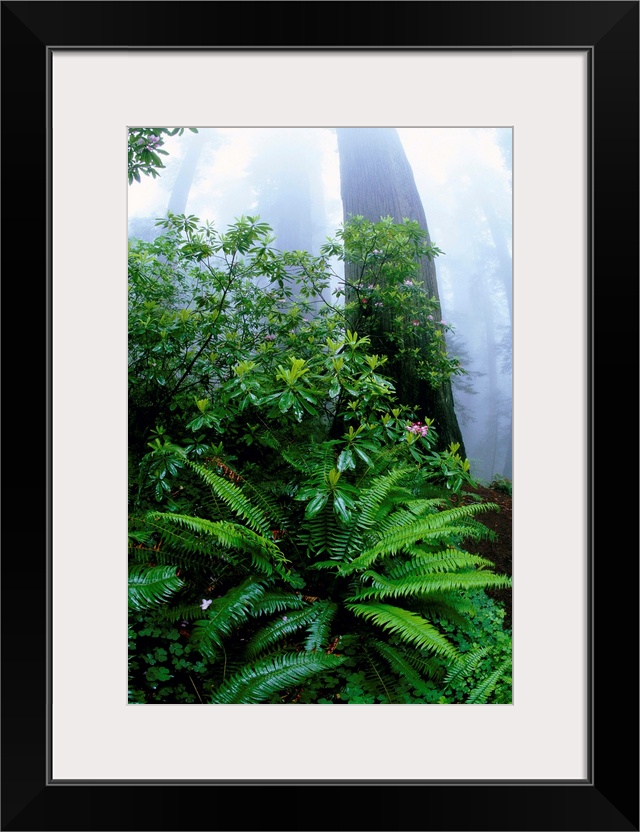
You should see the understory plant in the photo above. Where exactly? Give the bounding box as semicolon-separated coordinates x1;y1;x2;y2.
128;213;512;704
129;447;511;704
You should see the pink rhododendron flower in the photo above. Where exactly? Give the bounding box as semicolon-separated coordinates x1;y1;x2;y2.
406;421;429;437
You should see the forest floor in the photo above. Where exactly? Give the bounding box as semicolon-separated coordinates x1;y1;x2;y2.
458;483;513;630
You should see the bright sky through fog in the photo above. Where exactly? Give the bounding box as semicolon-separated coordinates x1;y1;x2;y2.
127;127;510;236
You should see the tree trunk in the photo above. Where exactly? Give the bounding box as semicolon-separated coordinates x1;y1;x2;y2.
167;130;205;217
251;129;329;307
336;127;466;455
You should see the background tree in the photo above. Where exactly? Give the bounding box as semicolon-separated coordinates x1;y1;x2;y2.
336;127;466;455
248;128;330;309
166;128;208;217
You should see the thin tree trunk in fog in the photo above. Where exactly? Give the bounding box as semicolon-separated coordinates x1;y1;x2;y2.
252;129;328;308
481;200;512;327
336;127;466;455
167;130;205;217
503;422;513;480
479;199;512;479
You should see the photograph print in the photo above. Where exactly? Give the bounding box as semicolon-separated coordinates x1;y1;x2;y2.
127;126;513;706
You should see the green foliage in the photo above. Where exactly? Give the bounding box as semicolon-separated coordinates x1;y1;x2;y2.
322;215;464;389
210;652;345;704
128;564;183;611
128;127;198;185
128;212;512;703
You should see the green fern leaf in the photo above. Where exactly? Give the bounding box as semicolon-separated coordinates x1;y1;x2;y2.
384;551;496;580
346;602;459;660
248;591;307;618
467;659;512;704
128;564;183;611
147;513;291;579
444;647;491;687
341;504;500;574
210;651;344;704
191;578;265;659
370;639;434;694
304;601;338;652
187;459;273;536
349;569;512;601
243;605;328;660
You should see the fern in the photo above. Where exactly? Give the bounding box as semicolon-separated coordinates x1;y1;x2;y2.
129;443;511;704
349;568;512;602
303;600;338;652
210;651;345;704
128;564;184;611
339;502;499;574
191;578;266;659
150;601;208;623
444;646;491;687
346;602;459;660
247;590;307;618
187;459;274;536
384;551;496;579
467;659;512;704
417;594;480;628
370;639;436;695
243;604;328;660
146;513;292;580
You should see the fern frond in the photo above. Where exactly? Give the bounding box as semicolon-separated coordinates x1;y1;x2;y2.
187;459;273;536
370;639;434;695
340;504;500;574
238;476;289;531
384;641;445;682
304;601;338;652
299;467;419;565
139;514;243;567
243;605;328;660
417;594;480;627
130;543;239;575
444;647;491;687
298;499;339;558
348;569;512;602
209;651;344;704
128;564;183;611
248;591;307;618
149;601;207;623
352;466;414;528
147;513;291;579
384;551;497;580
191;578;266;659
346;602;459;660
375;498;445;537
467;659;512;704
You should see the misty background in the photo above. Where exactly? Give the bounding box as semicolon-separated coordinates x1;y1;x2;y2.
128;127;512;484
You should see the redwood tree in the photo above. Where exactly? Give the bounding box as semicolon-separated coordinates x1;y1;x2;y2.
336;127;466;454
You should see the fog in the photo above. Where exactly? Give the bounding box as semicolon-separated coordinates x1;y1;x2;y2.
128;127;512;484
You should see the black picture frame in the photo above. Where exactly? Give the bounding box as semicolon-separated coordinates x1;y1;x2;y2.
2;2;638;830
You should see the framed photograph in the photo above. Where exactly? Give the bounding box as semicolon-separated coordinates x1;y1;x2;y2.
2;1;638;830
